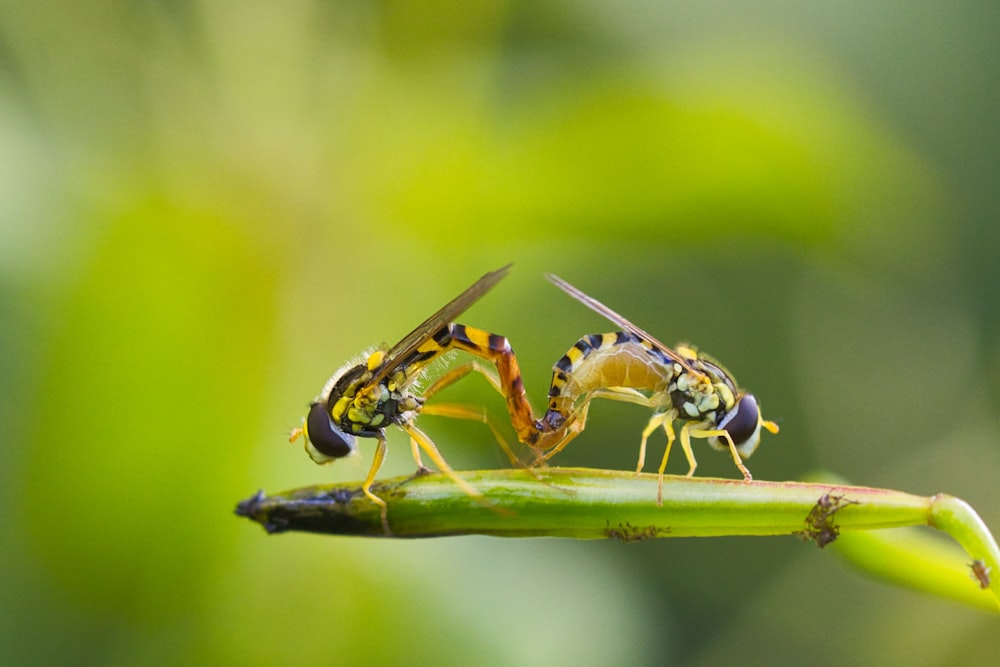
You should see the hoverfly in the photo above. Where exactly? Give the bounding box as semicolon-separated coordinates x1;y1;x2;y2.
531;274;779;504
289;264;539;532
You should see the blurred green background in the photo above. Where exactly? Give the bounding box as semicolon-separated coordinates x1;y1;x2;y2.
3;2;999;665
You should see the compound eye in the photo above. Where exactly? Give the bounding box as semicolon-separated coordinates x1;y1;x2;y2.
721;394;760;446
306;402;354;459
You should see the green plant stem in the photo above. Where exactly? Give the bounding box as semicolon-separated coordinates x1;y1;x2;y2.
236;466;999;611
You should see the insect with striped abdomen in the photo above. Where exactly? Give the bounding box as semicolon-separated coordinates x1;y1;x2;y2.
532;274;779;504
289;264;539;531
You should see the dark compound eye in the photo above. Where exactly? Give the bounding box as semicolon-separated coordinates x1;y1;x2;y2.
720;394;760;446
306;402;354;458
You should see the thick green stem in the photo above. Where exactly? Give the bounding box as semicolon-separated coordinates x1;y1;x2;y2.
236;466;998;611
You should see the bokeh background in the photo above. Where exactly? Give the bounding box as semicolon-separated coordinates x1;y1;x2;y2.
3;2;999;665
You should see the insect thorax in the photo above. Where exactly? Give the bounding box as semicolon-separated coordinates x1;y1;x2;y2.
670;352;739;425
324;358;422;437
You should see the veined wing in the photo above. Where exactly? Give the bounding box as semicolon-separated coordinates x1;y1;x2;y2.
371;264;512;385
545;273;702;376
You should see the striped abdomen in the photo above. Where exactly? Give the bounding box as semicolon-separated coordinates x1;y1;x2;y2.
400;322;538;444
540;332;677;431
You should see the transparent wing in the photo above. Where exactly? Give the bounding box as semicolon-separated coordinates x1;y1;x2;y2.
371;264;512;385
545;273;700;374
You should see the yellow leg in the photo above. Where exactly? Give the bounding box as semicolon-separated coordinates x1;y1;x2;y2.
678;422;699;478
420;402;520;466
638;411;671;474
409;436;427;472
402;422;487;505
419;360;499;401
360;436;391;535
539;387;655;462
419;403;549;488
689;426;753;482
656;418;678;507
589;386;654;408
417;360;538;465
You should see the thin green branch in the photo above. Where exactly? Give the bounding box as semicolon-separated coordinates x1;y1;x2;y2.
236;466;999;612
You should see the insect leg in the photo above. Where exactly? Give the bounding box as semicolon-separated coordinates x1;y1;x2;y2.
590;387;654;407
687;426;753;482
677;422;699;478
360;435;391;534
420;401;521;466
548;386;657;469
656;418;679;507
408;435;428;473
417;360;525;464
419;360;499;400
539;387;652;463
638;411;671;474
402;421;486;504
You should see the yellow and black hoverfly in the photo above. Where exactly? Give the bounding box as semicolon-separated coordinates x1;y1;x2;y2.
529;274;779;504
289;264;538;531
